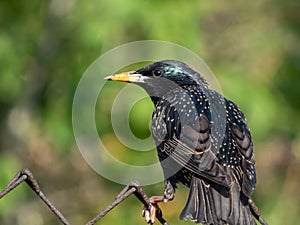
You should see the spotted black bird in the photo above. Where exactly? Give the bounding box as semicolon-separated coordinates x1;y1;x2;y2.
105;60;267;225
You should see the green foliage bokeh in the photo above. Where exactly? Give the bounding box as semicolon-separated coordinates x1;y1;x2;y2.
0;1;299;225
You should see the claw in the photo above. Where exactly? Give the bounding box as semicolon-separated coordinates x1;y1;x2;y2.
150;203;157;224
143;203;157;224
142;207;149;222
142;196;165;224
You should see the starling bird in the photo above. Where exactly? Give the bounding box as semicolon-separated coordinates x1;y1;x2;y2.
105;60;265;225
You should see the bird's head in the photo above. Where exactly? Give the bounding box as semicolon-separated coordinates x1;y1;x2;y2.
105;60;208;101
105;60;208;86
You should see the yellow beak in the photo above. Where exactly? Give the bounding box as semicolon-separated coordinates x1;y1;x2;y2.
105;71;146;83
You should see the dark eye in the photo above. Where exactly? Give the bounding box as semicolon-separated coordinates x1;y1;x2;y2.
152;69;163;77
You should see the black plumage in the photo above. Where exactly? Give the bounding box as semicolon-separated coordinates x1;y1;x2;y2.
106;60;259;225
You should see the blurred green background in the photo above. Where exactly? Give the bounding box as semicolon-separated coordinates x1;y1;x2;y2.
0;0;299;225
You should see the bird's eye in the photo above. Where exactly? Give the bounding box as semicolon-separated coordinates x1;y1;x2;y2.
152;69;164;77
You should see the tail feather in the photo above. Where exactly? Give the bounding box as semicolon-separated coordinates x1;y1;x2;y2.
180;176;256;225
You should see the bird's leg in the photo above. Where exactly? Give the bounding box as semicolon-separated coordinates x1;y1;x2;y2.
142;196;165;224
143;180;175;224
0;168;70;225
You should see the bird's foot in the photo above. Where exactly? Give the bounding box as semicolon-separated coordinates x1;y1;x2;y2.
142;196;165;224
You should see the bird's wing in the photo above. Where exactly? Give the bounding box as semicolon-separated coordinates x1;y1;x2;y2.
162;136;233;188
164;101;256;196
159;112;233;188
